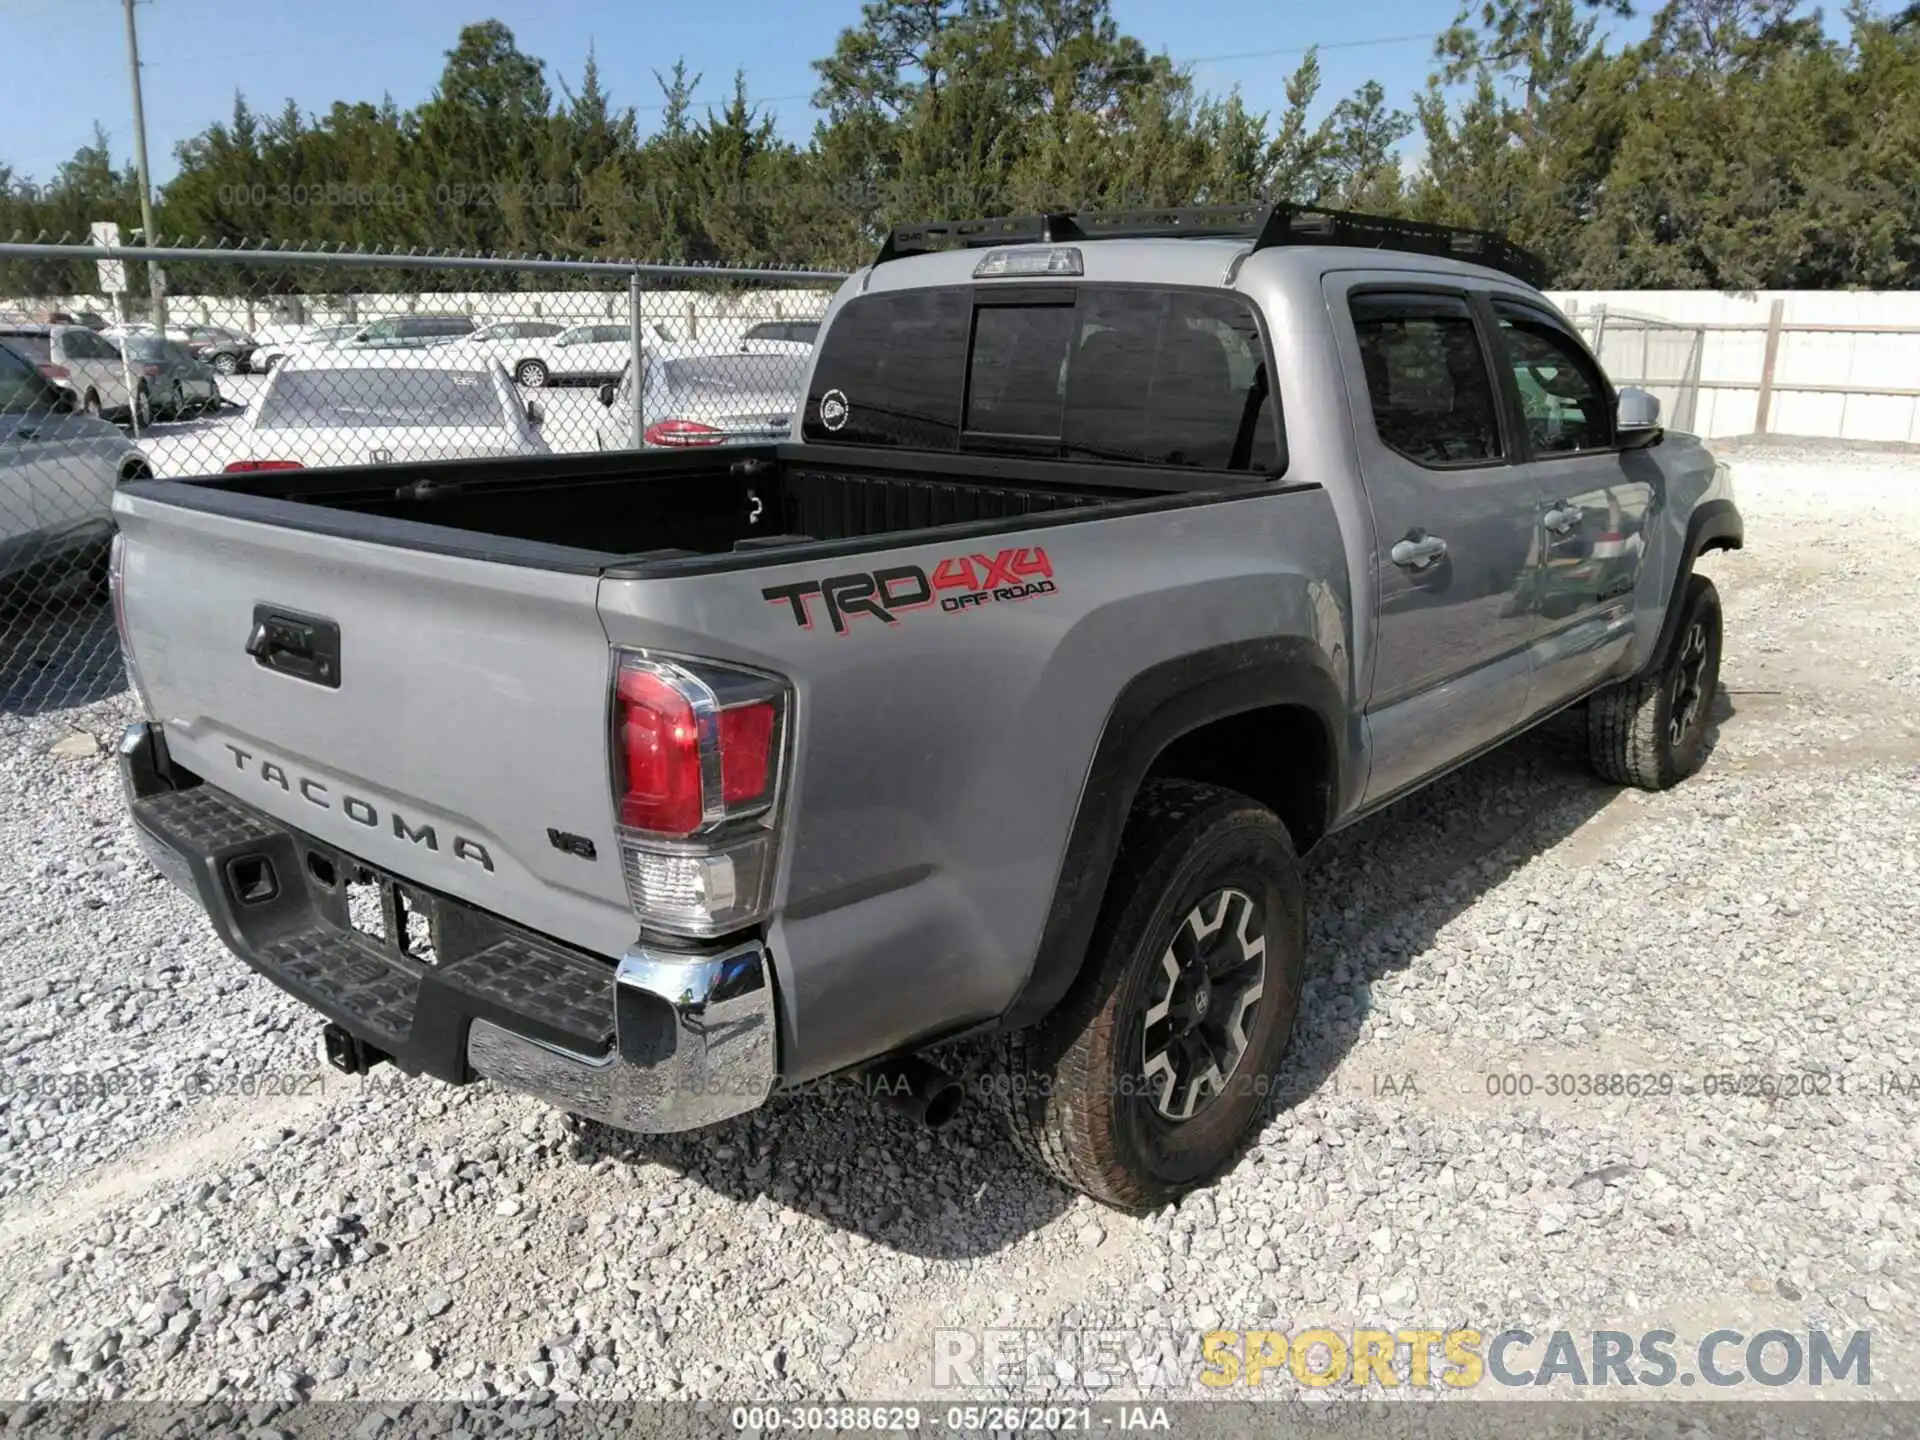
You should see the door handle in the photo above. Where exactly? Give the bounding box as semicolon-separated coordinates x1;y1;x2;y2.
1544;503;1584;535
1390;533;1449;570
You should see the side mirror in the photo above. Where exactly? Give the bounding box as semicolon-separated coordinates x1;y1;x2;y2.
525;400;544;428
597;383;616;408
1617;387;1663;449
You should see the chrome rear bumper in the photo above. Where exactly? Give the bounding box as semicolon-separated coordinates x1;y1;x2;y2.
120;719;779;1135
466;940;778;1134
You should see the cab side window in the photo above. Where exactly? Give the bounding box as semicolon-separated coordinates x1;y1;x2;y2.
1492;301;1613;454
1349;293;1503;467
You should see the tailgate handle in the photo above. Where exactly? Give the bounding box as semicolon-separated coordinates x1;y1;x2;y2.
246;606;341;688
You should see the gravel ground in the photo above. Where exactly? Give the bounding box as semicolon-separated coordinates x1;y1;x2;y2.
0;452;1916;1409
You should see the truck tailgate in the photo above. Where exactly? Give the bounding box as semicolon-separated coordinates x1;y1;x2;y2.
114;492;639;960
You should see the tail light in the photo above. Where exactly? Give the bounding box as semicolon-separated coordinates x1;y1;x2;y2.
224;460;305;472
38;363;70;380
611;651;790;937
644;419;724;447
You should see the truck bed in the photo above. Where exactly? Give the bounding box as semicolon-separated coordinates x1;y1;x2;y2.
156;444;1202;573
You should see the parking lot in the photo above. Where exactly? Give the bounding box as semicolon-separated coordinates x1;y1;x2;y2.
0;440;1913;1404
132;372;641;478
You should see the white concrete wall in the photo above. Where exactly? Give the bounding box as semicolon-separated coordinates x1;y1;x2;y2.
1550;290;1920;444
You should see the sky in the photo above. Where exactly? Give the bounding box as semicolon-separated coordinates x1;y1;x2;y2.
0;0;1662;187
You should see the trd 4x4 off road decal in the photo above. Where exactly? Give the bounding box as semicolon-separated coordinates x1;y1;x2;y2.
763;546;1057;635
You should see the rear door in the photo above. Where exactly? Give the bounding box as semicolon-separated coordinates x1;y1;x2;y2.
63;328;131;411
1329;279;1541;805
1487;297;1655;714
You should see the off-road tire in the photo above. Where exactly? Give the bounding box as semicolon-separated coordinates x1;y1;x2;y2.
993;780;1305;1211
1588;573;1724;790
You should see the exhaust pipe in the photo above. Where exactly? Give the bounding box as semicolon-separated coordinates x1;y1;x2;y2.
859;1054;963;1130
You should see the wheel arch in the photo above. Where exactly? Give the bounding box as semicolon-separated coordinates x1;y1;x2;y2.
1000;637;1347;1031
1645;497;1742;676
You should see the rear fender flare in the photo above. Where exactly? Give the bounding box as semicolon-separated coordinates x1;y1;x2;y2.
999;636;1348;1031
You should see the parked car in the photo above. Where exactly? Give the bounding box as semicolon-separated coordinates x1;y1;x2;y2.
595;345;806;448
221;350;549;470
177;324;258;375
435;319;683;389
0;323;142;423
0;340;150;588
121;335;221;419
1;308;110;331
344;314;478;351
254;322;361;373
112;205;1742;1212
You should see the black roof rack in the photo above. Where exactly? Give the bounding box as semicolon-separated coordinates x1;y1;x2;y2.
873;203;1548;288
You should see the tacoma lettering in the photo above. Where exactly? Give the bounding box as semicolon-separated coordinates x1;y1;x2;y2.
222;743;494;872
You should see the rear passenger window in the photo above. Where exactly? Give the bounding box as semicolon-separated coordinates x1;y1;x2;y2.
1350;293;1502;467
805;285;1280;473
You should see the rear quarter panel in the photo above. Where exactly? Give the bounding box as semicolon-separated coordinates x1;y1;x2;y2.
596;486;1354;1082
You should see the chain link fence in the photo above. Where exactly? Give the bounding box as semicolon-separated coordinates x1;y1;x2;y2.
0;241;846;715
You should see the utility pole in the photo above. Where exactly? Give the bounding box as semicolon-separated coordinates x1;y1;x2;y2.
122;0;166;328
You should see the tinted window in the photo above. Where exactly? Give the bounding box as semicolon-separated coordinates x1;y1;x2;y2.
590;324;628;344
663;354;807;395
1492;302;1612;453
405;317;473;337
787;321;819;344
0;332;53;364
805;287;1278;470
1063;290;1278;471
259;368;504;429
125;336;170;360
803;289;968;449
0;344;56;411
1350;293;1502;466
967;304;1073;437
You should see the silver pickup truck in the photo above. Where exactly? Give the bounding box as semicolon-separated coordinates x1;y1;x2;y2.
112;206;1742;1211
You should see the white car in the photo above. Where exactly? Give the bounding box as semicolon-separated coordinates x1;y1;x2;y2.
442;320;676;390
0;323;142;421
594;344;808;451
222;350;550;472
0;340;150;586
254;322;363;373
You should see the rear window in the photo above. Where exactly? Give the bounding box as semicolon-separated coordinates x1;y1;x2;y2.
259;368;504;429
803;285;1281;473
663;354;808;395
